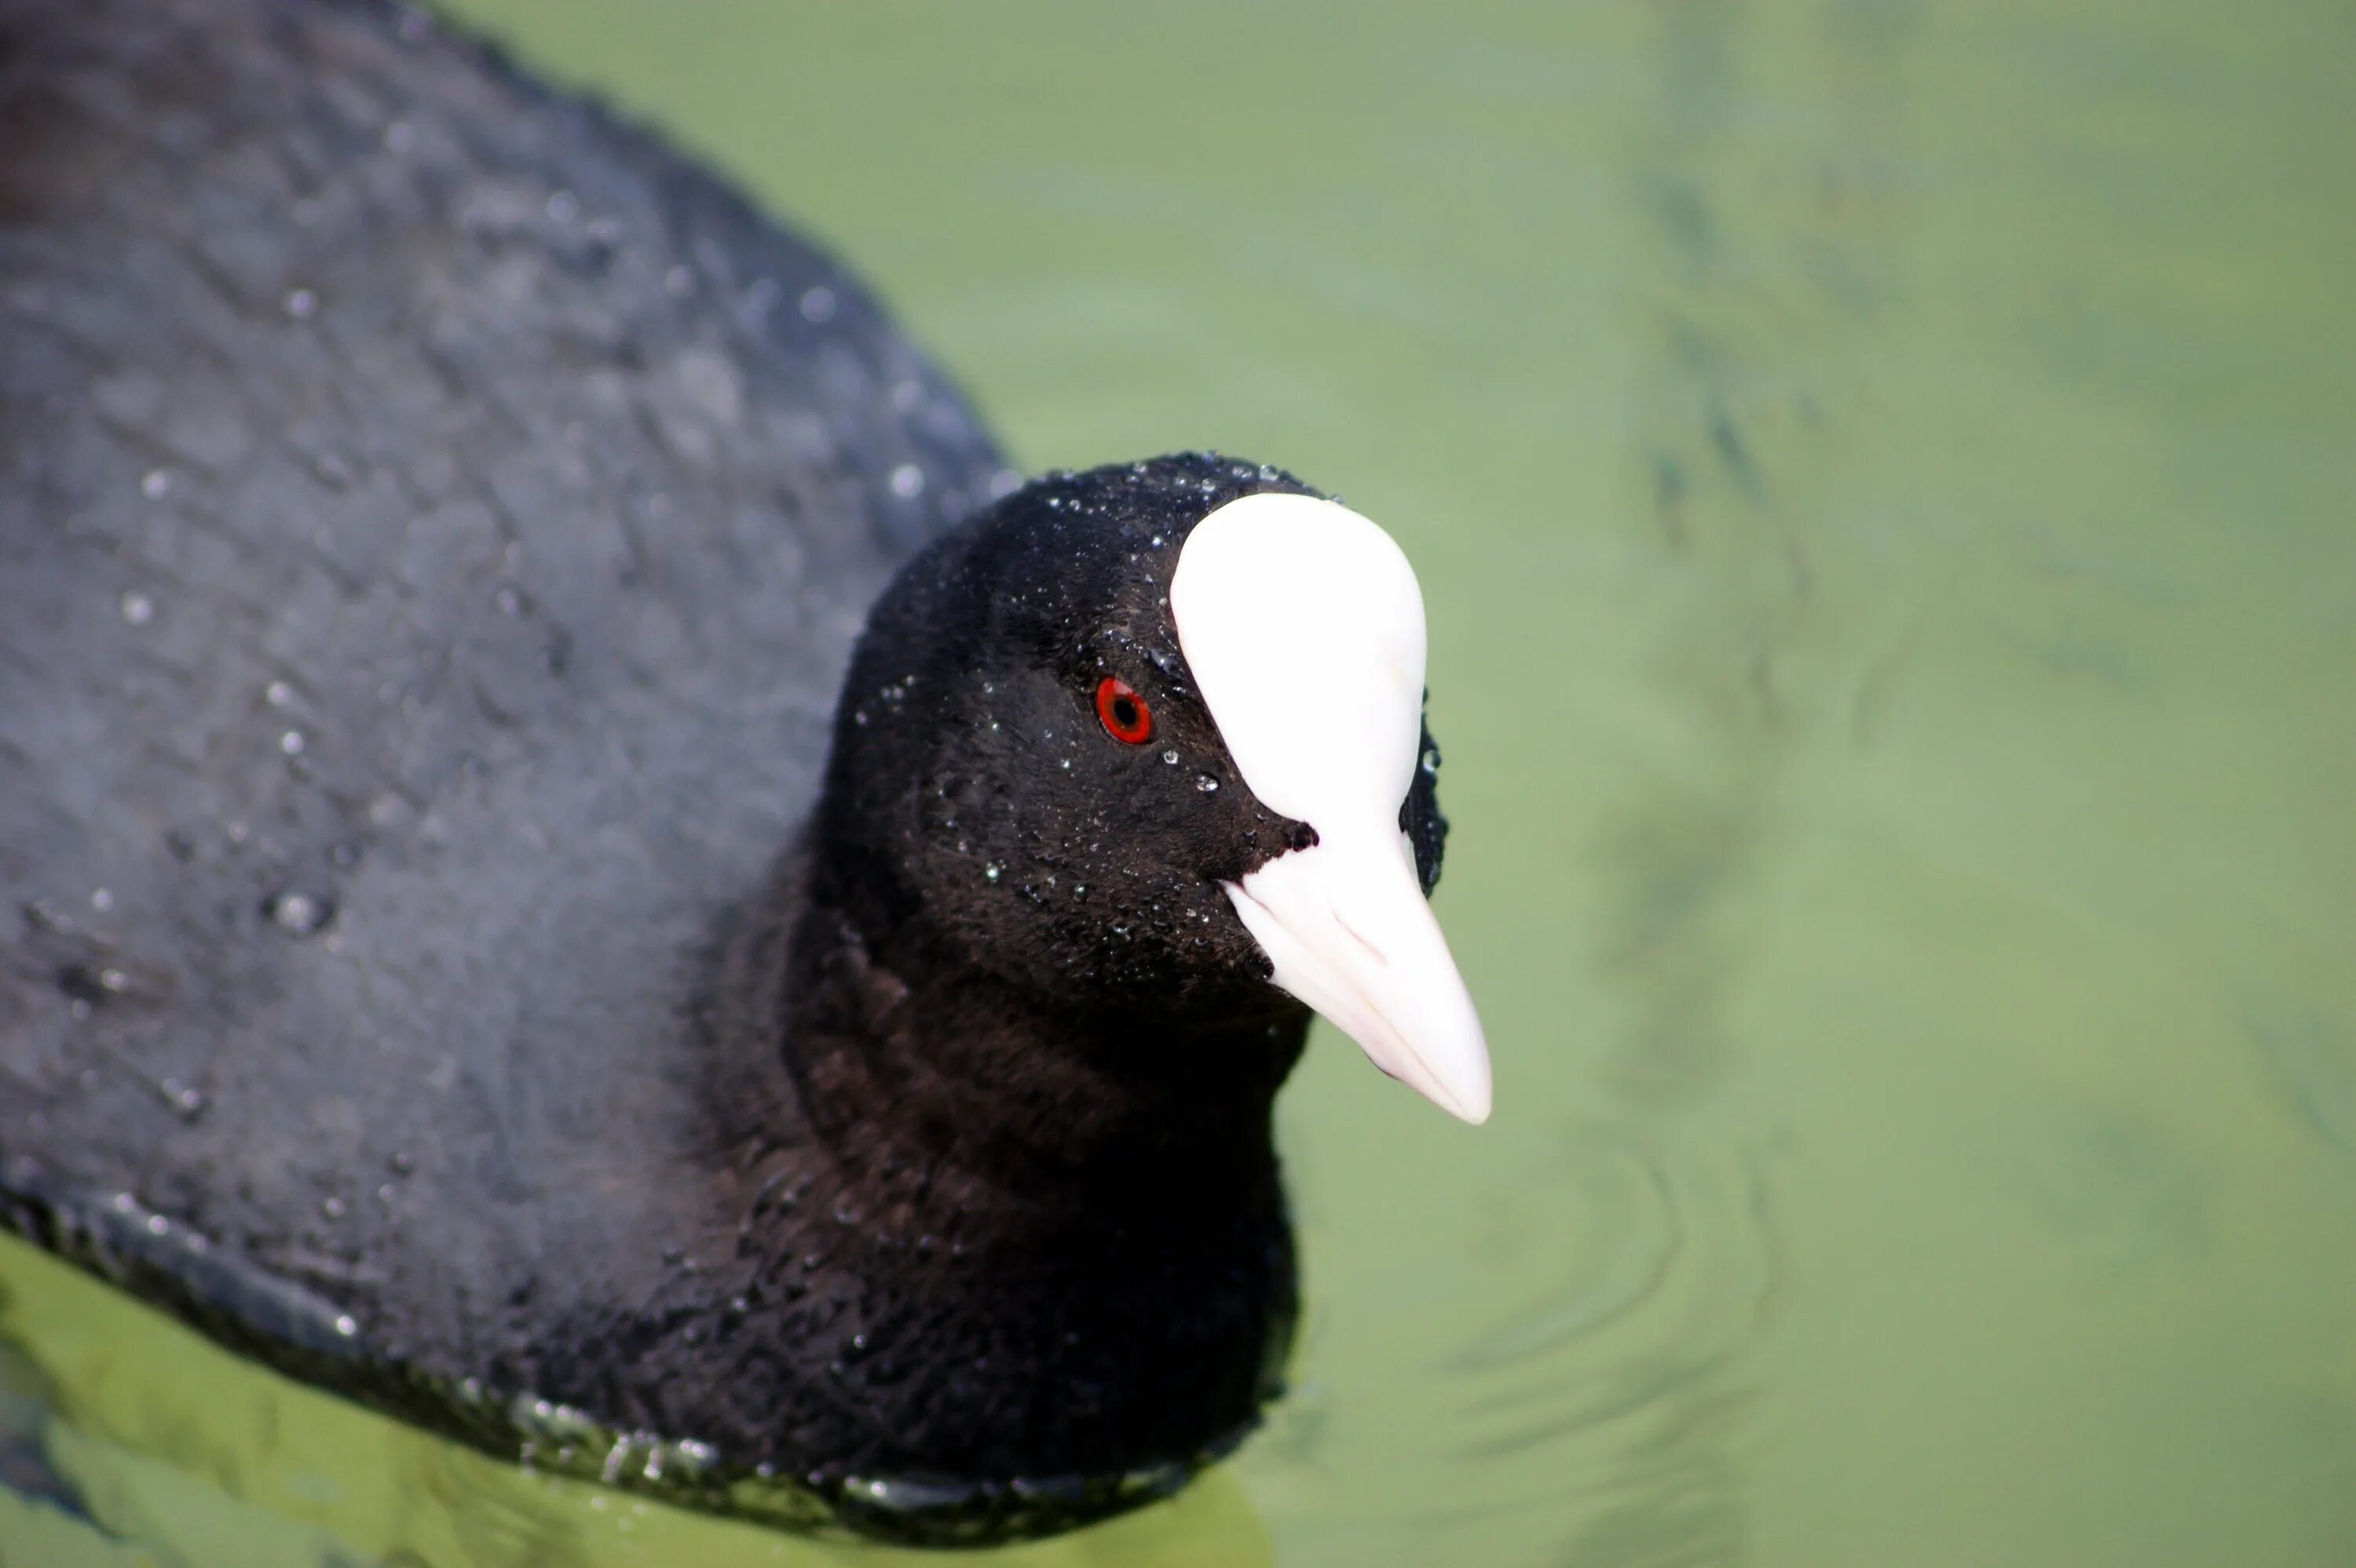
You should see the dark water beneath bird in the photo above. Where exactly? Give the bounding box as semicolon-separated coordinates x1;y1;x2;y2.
5;1;2351;1563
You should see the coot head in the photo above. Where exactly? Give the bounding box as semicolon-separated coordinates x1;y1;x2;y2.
814;451;1489;1122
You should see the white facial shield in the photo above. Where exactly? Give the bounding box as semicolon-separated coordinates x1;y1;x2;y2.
1170;493;1491;1124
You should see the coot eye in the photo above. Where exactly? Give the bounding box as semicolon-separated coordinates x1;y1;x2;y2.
1094;676;1154;744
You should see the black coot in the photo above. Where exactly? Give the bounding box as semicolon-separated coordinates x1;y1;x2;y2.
0;0;1489;1544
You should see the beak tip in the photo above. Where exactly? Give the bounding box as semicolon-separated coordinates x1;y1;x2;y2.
1434;1063;1493;1126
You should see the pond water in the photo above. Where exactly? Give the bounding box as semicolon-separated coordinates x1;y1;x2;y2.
4;2;2351;1564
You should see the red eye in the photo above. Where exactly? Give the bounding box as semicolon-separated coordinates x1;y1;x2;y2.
1095;676;1154;744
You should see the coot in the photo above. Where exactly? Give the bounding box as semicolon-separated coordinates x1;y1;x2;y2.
0;0;1487;1544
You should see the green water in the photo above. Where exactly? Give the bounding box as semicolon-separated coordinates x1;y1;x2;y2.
5;2;2351;1563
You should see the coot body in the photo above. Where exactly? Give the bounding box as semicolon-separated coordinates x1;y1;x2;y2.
0;0;1487;1544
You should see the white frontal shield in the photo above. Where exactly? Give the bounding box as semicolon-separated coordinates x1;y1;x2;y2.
1171;492;1491;1124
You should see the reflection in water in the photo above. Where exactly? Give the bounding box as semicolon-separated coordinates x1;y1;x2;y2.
0;1335;84;1529
0;1235;1275;1568
1601;0;1915;1124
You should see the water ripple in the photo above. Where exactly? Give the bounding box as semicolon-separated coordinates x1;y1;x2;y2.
1441;1123;1783;1568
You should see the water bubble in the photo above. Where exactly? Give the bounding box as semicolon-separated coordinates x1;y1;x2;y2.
266;890;333;937
90;887;112;912
1258;462;1281;481
280;729;305;756
119;590;155;626
265;680;294;707
140;469;170;500
282;287;316;320
145;1213;169;1236
335;1314;358;1338
320;1195;347;1219
984;864;1001;883
493;584;525;616
798;284;836;323
1196;776;1219;792
888;463;924;498
544;189;580;224
1162;749;1179;765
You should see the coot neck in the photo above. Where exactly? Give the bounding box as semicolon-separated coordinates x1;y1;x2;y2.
774;844;1309;1231
664;842;1307;1487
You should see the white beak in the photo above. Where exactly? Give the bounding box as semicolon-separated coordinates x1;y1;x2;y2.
1224;824;1491;1122
1171;492;1492;1124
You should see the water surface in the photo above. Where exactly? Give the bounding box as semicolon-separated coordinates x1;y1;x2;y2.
5;2;2351;1564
